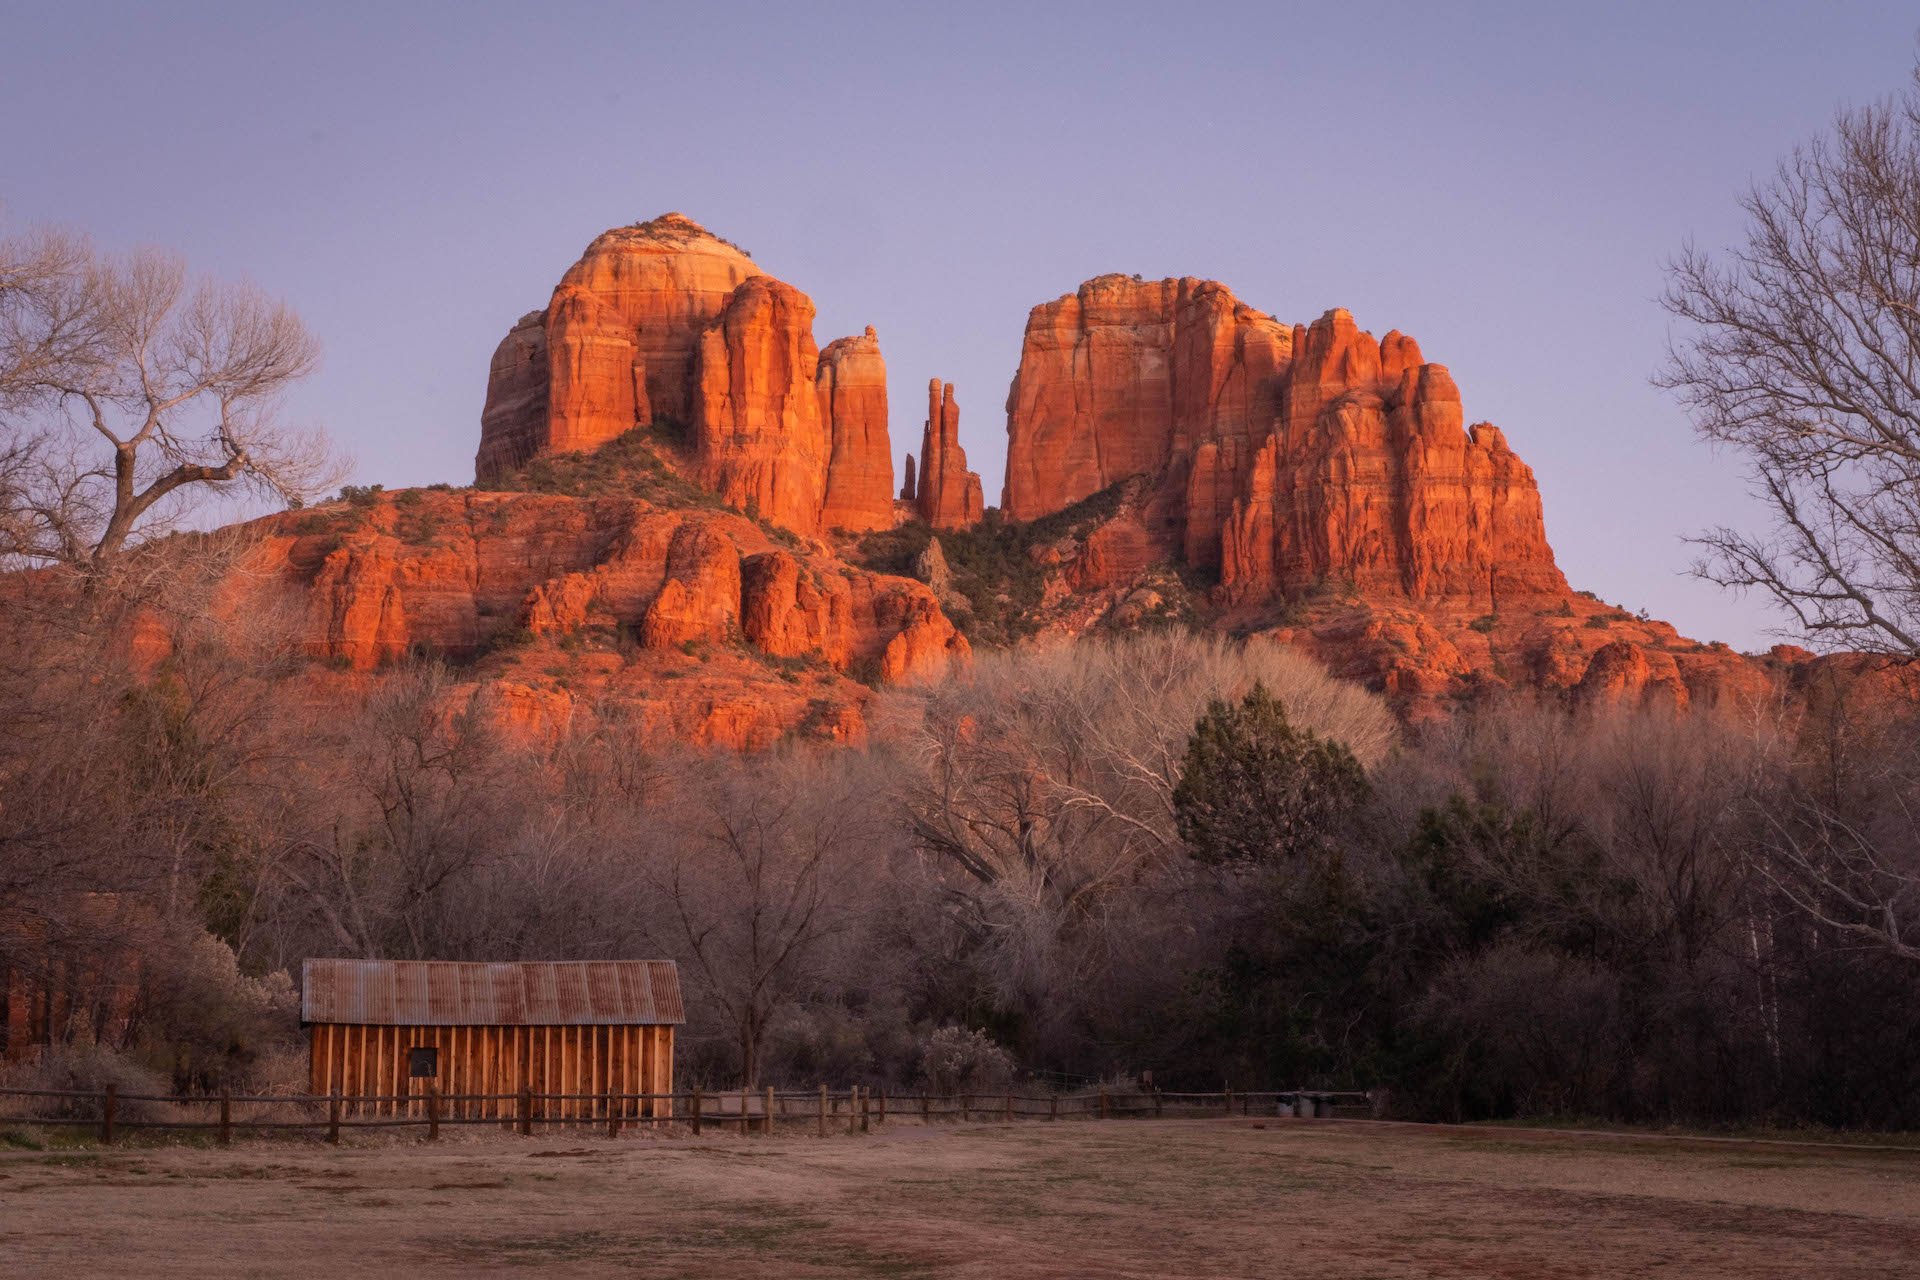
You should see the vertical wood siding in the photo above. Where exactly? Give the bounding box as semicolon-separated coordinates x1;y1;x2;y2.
307;1023;674;1118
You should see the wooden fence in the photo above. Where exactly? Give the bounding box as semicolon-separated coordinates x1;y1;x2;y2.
0;1084;1372;1146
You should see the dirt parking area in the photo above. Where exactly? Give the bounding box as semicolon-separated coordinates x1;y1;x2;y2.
3;1118;1918;1277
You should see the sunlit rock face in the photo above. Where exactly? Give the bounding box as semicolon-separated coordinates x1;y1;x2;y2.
1003;278;1564;610
478;215;763;481
906;380;983;531
995;275;1808;714
816;327;895;534
476;215;895;537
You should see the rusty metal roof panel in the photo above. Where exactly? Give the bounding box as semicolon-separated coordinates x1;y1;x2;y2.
300;959;684;1026
648;959;685;1023
584;962;624;1020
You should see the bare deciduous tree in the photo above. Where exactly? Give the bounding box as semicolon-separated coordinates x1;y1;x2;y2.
268;666;513;960
0;224;341;571
1660;58;1920;656
884;633;1395;1057
647;754;876;1086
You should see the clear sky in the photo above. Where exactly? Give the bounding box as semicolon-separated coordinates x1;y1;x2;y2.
5;1;1914;649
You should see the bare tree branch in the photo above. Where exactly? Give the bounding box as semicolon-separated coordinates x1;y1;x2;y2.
0;223;344;574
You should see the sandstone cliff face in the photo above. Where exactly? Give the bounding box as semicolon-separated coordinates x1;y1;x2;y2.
1216;315;1563;609
907;380;983;530
475;312;551;482
476;215;762;481
691;276;831;534
1003;280;1563;613
477;215;894;536
231;485;966;749
1002;276;1291;531
995;276;1794;715
816;327;895;533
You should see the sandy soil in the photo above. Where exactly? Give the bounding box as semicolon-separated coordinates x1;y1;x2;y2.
4;1117;1918;1278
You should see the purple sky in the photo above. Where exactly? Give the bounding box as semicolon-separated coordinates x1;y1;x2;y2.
6;2;1915;649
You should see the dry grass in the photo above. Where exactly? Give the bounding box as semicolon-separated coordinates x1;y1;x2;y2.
3;1118;1918;1277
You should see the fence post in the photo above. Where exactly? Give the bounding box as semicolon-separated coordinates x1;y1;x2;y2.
219;1088;232;1147
818;1084;828;1138
960;1093;969;1123
739;1088;749;1137
427;1086;440;1140
921;1091;930;1124
691;1086;703;1136
327;1089;341;1144
860;1086;870;1134
764;1085;775;1137
519;1085;533;1137
1004;1092;1012;1123
100;1084;116;1145
608;1089;620;1139
1224;1088;1233;1118
847;1087;858;1136
878;1089;886;1126
1049;1094;1058;1122
1154;1090;1162;1120
1100;1088;1109;1120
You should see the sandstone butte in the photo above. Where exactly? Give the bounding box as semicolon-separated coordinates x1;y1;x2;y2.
476;213;895;537
199;215;992;750
998;273;1816;713
178;219;1869;751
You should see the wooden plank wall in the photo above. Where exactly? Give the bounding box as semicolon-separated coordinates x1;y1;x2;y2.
307;1024;675;1119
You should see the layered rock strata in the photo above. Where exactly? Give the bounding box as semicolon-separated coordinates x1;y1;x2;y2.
998;274;1793;712
227;486;969;748
477;215;893;536
816;327;894;533
1003;277;1562;611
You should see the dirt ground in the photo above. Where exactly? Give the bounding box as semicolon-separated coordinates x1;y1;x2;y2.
3;1117;1918;1278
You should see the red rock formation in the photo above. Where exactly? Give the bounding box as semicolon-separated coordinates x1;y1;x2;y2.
880;598;973;684
480;216;895;538
690;277;831;534
476;215;762;481
816;326;895;533
1220;318;1562;608
640;521;742;650
741;549;852;663
1003;279;1563;614
217;486;968;749
1002;275;1291;538
900;454;917;503
1575;640;1691;711
475;312;550;480
915;380;983;530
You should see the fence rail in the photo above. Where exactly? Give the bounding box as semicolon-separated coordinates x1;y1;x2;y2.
0;1083;1373;1146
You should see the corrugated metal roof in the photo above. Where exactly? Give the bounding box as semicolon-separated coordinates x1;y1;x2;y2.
300;959;684;1026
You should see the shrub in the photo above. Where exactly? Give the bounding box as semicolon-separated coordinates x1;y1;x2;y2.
855;479;1140;647
920;1026;1016;1094
0;1043;171;1122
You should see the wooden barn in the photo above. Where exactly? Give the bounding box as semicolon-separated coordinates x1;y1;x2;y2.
301;959;683;1119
